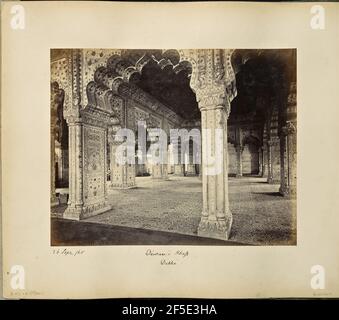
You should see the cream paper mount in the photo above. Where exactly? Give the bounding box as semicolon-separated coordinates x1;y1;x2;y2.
1;1;339;299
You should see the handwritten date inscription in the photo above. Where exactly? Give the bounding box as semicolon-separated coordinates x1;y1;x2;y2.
52;248;85;257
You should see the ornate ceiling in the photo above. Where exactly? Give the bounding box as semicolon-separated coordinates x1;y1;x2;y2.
230;49;296;121
130;49;296;122
51;48;296;124
135;57;200;120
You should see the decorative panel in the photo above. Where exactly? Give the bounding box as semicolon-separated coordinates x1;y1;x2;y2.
83;125;106;205
51;58;68;89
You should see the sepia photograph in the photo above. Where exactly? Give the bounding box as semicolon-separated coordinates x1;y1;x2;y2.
3;0;339;300
50;48;297;246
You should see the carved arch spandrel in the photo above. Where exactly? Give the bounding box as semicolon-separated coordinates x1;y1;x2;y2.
83;50;188;126
52;49;84;124
242;135;261;148
176;49;237;110
85;50;195;99
51;54;72;122
82;49;238;122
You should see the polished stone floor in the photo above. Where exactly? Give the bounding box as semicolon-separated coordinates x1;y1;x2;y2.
52;175;296;245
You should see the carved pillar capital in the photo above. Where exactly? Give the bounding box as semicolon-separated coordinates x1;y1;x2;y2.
281;121;296;136
179;49;236;116
193;51;236;239
196;85;231;117
235;143;244;153
267;140;274;147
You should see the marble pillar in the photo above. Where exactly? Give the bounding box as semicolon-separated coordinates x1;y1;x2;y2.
267;138;280;184
109;141;136;189
198;149;202;180
235;144;243;178
63;117;111;220
151;164;168;179
262;144;268;178
186;140;198;176
173;141;184;176
167;144;174;174
197;99;232;240
258;147;263;176
267;140;274;184
186;164;196;176
51;124;59;207
174;164;185;176
279;121;297;197
63;121;84;219
61;149;69;186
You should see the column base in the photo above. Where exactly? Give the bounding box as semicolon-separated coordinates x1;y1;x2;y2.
279;185;297;198
63;202;112;220
151;165;168;180
235;173;243;178
51;198;59;207
262;166;268;178
267;177;280;184
167;165;174;174
186;165;196;176
173;165;185;176
197;212;233;240
136;164;147;176
110;182;136;190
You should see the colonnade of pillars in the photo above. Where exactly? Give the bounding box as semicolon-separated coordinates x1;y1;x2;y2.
51;49;296;241
52;120;296;203
107;138;201;191
279;121;297;196
52;117;296;216
228;130;296;198
109;141;136;189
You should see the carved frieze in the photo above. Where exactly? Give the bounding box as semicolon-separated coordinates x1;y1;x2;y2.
103;92;124;124
147;115;161;129
81;105;111;128
82;49;122;106
134;107;149;127
64;49;239;128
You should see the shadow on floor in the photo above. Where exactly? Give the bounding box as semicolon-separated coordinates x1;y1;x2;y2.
51;218;247;246
250;229;297;245
252;192;283;197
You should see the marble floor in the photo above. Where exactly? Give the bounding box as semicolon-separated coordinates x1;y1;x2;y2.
52;175;296;245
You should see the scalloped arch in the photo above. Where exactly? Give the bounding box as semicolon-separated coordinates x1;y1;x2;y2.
85;49;195;109
242;134;261;147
